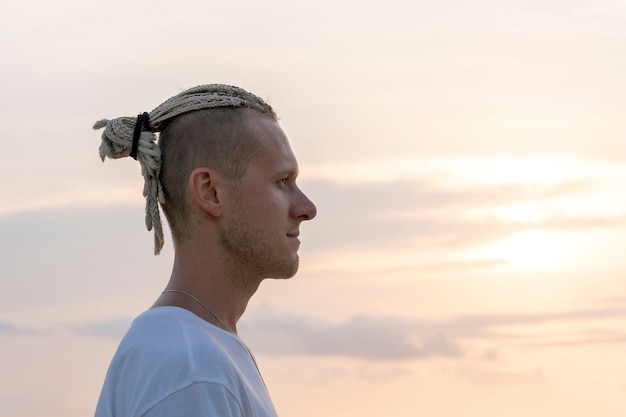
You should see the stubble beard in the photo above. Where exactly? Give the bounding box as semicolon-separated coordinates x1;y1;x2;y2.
219;211;300;282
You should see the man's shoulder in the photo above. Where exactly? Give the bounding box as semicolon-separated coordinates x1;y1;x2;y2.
112;307;241;380
96;308;259;417
119;307;227;353
98;307;277;417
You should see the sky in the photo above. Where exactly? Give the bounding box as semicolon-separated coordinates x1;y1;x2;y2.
1;0;626;416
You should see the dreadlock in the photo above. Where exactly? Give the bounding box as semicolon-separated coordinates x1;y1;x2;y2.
93;84;276;255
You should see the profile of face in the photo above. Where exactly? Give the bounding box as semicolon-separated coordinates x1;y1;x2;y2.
219;115;317;279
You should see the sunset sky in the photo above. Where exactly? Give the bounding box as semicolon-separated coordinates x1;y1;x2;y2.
2;1;626;416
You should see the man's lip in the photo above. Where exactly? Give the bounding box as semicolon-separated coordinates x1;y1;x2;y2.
287;231;300;237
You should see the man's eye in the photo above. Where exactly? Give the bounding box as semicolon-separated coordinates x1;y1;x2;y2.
279;178;288;185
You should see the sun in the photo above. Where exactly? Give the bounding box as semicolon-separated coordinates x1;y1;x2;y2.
485;230;576;270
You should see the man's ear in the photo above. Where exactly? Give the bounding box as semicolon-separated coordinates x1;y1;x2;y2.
188;167;223;217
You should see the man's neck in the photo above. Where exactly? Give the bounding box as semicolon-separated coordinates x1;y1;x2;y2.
152;242;262;333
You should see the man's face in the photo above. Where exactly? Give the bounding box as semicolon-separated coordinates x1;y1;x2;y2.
218;115;317;280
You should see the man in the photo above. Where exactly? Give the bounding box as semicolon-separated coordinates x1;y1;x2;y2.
93;84;317;416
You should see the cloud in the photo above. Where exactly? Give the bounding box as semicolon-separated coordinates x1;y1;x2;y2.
0;321;39;336
67;317;132;339
239;305;626;360
4;305;626;363
0;317;132;339
303;176;625;255
238;308;465;360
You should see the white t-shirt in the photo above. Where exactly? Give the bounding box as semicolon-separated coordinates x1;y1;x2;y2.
95;307;278;417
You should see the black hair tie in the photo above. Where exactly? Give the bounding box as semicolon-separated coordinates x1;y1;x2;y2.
131;112;151;160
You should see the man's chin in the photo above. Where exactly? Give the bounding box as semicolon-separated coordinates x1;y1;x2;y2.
266;256;299;280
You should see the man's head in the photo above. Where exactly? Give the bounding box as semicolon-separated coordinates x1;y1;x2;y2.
159;104;317;280
94;84;294;255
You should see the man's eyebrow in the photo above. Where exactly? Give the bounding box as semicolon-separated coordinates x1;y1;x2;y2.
276;166;299;177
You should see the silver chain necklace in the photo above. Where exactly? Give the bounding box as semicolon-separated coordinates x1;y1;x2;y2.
162;289;235;334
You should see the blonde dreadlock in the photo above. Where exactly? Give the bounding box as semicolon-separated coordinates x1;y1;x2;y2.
93;84;276;255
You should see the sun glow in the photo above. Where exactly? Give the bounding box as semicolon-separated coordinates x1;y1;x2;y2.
485;230;578;270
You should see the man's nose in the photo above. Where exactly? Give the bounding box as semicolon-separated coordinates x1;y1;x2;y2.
292;188;317;221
